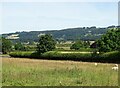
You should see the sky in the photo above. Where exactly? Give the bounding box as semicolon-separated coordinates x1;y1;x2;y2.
0;1;118;34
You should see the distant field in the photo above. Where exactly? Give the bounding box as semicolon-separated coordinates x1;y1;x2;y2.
2;57;118;86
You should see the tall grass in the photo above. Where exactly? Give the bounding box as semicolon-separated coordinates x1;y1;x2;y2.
2;57;118;86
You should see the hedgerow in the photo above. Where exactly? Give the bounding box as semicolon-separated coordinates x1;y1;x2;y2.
9;51;34;58
9;51;120;63
9;51;92;61
99;51;120;63
41;51;92;61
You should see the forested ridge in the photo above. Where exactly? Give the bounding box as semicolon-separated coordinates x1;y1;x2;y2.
2;25;120;43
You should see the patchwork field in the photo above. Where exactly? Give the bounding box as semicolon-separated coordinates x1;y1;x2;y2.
2;57;118;86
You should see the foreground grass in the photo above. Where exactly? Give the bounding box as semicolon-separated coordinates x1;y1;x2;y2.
2;57;118;86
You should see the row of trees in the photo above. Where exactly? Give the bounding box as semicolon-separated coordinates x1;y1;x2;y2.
67;28;120;52
1;38;36;54
1;34;56;54
1;28;120;54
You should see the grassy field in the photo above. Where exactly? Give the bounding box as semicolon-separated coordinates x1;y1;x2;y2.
2;57;118;86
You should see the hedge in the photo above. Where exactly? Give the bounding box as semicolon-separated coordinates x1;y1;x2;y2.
9;51;40;58
9;51;120;63
41;51;92;61
99;51;120;63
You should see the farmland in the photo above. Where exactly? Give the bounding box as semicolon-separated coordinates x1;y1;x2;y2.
1;2;120;87
2;57;118;86
1;30;120;86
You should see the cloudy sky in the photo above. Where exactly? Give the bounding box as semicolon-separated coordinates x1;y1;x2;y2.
1;1;118;34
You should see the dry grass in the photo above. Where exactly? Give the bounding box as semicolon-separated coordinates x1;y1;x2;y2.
2;57;118;86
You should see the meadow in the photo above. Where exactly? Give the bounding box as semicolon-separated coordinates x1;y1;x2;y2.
2;57;118;86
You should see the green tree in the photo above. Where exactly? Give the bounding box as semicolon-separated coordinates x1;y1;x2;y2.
84;41;90;48
2;38;12;54
97;28;120;52
37;34;56;53
14;42;26;51
70;40;89;50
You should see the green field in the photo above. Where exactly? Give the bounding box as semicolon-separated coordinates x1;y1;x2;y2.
2;57;118;86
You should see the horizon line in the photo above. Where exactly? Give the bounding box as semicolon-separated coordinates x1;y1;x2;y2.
1;25;119;34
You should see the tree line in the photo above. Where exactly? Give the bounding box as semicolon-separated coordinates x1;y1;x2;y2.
1;28;120;54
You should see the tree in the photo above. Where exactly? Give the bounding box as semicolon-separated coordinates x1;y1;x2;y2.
14;42;26;51
84;41;90;48
37;34;56;53
2;38;12;54
96;28;120;52
70;40;89;50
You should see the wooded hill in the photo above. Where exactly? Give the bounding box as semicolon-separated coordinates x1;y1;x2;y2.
2;25;120;43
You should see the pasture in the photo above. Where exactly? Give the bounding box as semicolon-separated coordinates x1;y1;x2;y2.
2;57;118;86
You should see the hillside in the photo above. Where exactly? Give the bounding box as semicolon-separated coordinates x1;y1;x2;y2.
2;25;119;43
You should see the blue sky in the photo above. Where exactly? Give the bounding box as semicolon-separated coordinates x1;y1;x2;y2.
1;2;118;34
